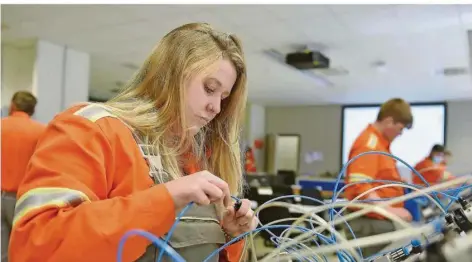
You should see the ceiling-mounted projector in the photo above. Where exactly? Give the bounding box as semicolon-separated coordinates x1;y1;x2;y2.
285;50;330;70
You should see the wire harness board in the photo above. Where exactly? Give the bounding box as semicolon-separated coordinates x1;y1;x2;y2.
115;151;472;262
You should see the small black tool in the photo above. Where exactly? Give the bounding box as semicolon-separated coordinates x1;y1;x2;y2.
234;199;242;211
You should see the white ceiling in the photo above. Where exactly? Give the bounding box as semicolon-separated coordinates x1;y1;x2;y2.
2;4;472;106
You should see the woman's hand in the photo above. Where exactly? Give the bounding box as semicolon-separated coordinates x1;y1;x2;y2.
221;199;258;238
164;170;231;209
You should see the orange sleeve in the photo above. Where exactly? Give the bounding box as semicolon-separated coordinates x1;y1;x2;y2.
413;160;445;185
345;146;379;200
412;161;427;184
225;240;246;261
9;113;176;262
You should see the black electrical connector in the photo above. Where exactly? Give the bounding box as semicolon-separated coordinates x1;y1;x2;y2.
445;214;454;225
458;197;471;210
452;208;472;232
410;239;422;255
234;199;242;211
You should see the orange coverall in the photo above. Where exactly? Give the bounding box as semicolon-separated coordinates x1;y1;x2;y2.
344;124;405;219
412;157;445;185
1;111;45;193
412;158;450;186
9;105;243;262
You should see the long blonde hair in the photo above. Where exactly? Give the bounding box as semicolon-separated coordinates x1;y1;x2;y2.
103;23;247;196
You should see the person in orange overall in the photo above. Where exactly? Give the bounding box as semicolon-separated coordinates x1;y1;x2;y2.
413;144;454;186
244;146;257;173
344;98;414;257
1;91;45;262
9;23;258;262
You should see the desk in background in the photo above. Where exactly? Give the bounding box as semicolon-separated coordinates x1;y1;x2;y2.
298;178;346;199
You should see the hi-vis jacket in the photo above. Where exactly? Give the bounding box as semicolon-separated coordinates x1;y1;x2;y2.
9;104;244;262
344;124;404;220
412;157;451;186
1;111;46;193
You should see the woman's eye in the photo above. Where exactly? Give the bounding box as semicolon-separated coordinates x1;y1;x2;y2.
205;86;215;94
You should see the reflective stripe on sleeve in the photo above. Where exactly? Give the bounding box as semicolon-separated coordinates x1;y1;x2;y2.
347;173;374;183
74;104;117;122
13;187;90;226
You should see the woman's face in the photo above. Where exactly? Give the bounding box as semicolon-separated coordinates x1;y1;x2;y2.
184;58;237;135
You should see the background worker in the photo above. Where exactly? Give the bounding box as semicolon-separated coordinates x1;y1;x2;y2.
8;23;258;262
344;98;414;257
443;150;452;166
1;91;45;262
413;144;455;186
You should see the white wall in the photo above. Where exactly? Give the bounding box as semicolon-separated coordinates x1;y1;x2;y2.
446;101;472;175
63;48;91;108
265;101;472;176
33;40;91;123
266;105;341;175
1;42;36;116
0;39;92;123
33;40;65;123
243;103;266;172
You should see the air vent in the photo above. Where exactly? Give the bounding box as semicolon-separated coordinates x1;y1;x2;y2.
441;67;469;76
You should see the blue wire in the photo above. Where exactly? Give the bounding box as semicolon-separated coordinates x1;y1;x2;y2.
157;195;242;261
117;229;185;262
331;151;437;213
444;180;471;211
117;150;470;262
156;202;194;261
117;184;469;262
253;194;363;259
278;227;329;262
251;191;457;261
202;224;357;262
329;151;441;251
333;179;460;203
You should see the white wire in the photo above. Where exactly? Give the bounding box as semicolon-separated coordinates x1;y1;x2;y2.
249;203;337;261
251;185;437;261
331;182;446;218
250;201;361;261
252;200;415;262
261;175;472;262
269;222;438;260
270;182;443;245
333;183;446;224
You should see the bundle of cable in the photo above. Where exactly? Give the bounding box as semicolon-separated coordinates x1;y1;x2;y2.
116;151;472;262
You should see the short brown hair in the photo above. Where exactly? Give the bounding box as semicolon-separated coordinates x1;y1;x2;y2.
11;91;37;116
431;144;446;154
376;98;413;128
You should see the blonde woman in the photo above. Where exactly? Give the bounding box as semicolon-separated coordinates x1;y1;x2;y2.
9;23;257;262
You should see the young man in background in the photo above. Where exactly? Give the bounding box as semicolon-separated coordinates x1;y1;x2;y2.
344;98;414;257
